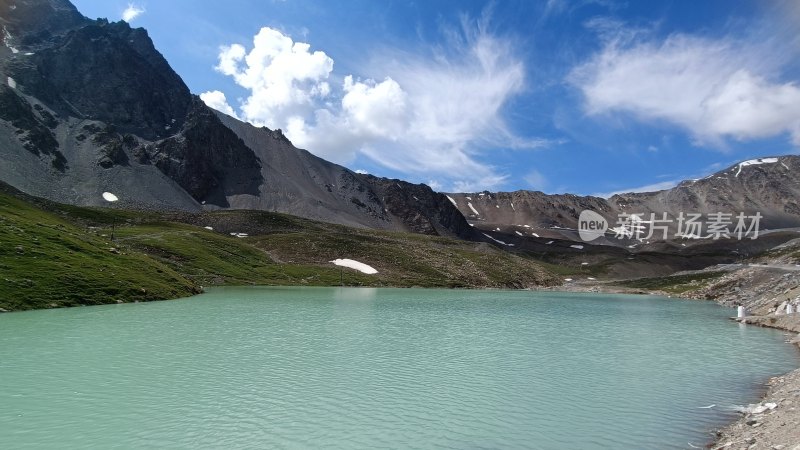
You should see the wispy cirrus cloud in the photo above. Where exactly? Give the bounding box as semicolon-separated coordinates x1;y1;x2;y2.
571;24;800;148
201;15;551;191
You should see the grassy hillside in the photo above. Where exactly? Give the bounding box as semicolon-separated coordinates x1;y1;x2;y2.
0;184;559;311
0;189;200;311
612;271;727;294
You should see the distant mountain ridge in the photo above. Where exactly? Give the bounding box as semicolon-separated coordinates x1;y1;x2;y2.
0;0;477;239
447;156;800;245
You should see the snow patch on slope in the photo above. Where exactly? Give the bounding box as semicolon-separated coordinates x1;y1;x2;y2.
331;258;378;274
482;233;514;247
3;27;19;54
735;158;778;177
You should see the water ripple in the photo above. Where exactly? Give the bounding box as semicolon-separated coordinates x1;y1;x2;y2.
0;287;797;449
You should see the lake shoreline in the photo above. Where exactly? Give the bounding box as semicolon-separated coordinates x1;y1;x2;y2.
709;316;800;449
547;281;800;448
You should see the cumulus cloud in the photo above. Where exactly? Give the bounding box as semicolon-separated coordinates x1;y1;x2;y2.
213;27;333;129
202;20;538;191
571;30;800;147
199;90;237;118
121;3;145;22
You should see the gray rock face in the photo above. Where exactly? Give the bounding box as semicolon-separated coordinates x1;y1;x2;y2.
357;175;477;238
6;19;191;139
1;0;87;46
213;112;475;237
144;99;263;206
0;84;63;169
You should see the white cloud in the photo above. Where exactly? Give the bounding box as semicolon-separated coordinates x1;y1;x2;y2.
204;20;539;191
572;31;800;147
341;75;408;139
216;27;334;129
121;4;145;22
199;90;237;118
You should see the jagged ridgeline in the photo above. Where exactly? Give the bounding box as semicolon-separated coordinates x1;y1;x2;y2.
0;0;476;239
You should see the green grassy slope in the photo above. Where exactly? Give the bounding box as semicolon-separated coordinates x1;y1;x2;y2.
0;184;559;311
0;191;200;311
612;271;726;294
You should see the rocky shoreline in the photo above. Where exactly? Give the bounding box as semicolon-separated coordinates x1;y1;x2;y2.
710;315;800;449
547;264;800;448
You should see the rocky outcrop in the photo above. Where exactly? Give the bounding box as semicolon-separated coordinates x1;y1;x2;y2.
214;111;477;236
5;19;191;139
358;175;477;239
144;100;263;206
0;84;65;170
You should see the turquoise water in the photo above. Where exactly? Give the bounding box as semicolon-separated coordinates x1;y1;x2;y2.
0;288;797;449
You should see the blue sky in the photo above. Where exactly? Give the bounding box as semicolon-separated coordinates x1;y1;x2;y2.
71;0;800;196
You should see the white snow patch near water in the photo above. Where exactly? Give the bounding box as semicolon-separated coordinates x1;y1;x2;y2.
515;231;523;236
735;158;778;177
467;202;480;216
446;195;458;207
531;233;539;237
570;244;584;250
7;77;15;89
331;258;378;274
735;402;777;415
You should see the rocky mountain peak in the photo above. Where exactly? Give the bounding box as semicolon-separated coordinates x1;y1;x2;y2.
1;0;88;48
2;2;191;140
